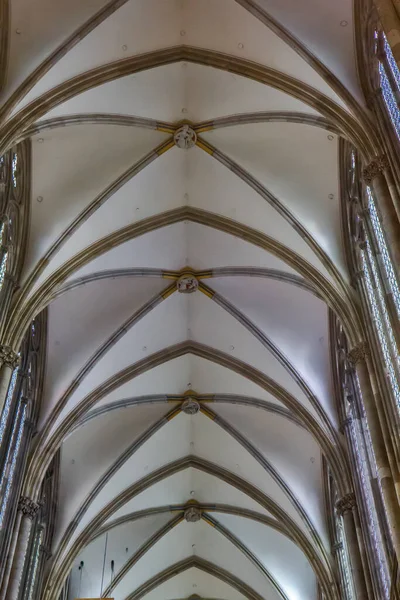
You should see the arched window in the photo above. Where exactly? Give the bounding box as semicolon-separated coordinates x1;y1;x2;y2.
376;30;400;139
332;316;391;599
0;220;8;291
349;149;400;415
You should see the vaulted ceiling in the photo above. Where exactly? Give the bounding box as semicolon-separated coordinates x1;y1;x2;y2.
0;1;372;599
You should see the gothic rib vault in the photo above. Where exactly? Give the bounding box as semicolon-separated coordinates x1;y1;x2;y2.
0;1;380;599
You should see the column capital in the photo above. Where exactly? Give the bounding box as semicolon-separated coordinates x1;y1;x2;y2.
336;492;356;516
17;496;40;520
362;155;389;184
347;342;369;367
0;345;20;369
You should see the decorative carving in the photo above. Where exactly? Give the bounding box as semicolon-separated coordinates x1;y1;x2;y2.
339;417;353;434
181;398;200;415
18;496;40;520
347;342;369;367
0;345;20;369
174;125;197;149
39;544;52;559
362;155;389;184
332;541;344;553
184;506;202;522
336;493;356;516
177;274;199;294
358;240;367;251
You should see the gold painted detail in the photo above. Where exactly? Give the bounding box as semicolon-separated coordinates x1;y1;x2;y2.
347;342;369;366
336;492;356;516
195;139;214;155
0;345;19;368
156;140;175;155
362;155;389;184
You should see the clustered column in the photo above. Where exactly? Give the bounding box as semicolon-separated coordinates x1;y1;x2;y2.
336;492;368;600
7;496;40;600
348;342;400;562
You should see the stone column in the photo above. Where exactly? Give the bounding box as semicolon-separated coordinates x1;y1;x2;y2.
348;342;400;562
6;496;40;600
336;493;369;600
0;346;19;415
363;156;400;281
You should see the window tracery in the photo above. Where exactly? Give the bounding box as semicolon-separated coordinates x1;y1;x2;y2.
366;186;400;317
338;141;398;597
349;150;400;414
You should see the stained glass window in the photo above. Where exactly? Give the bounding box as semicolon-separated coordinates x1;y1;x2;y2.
379;62;400;139
0;251;7;290
383;33;400;92
360;245;400;412
0;401;26;528
0;369;18;447
24;527;43;600
350;414;390;598
11;153;17;188
367;187;400;317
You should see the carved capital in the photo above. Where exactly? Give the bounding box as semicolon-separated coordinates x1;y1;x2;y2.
18;496;40;520
362;155;389;184
347;342;369;367
181;398;200;415
0;345;20;369
336;493;356;516
184;506;202;522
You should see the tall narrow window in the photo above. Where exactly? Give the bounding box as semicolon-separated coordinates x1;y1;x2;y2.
366;186;400;317
23;526;44;600
378;32;400;139
0;400;26;528
11;153;18;188
348;402;390;598
0;222;8;291
0;368;18;447
349;152;400;414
